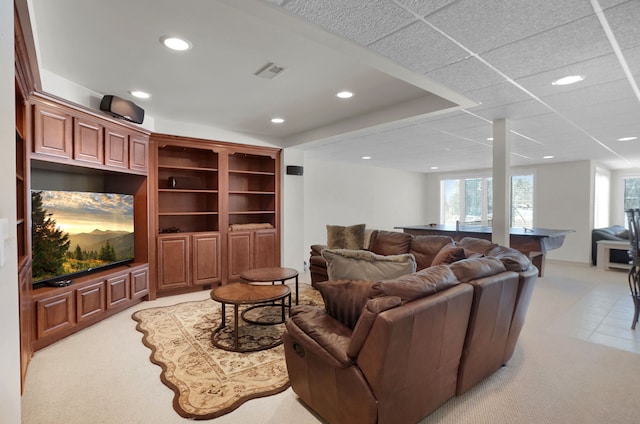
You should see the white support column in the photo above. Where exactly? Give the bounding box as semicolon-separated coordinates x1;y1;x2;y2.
492;119;510;246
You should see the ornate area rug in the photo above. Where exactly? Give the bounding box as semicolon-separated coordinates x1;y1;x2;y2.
132;285;323;420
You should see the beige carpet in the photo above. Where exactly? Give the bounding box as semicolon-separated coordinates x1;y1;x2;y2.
131;286;323;420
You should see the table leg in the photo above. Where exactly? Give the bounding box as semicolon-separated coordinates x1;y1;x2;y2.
233;303;239;351
295;274;299;305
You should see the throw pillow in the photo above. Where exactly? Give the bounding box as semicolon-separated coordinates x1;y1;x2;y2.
326;224;366;249
457;237;498;254
368;230;413;256
322;249;417;281
316;280;377;329
431;242;467;266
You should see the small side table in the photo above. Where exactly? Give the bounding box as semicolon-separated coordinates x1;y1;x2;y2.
240;267;299;305
596;240;631;270
210;283;291;352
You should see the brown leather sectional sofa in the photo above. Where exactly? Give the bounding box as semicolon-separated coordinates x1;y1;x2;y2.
286;231;538;424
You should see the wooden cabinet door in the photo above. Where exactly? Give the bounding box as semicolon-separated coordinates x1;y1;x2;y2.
33;104;72;158
18;264;32;386
158;236;191;290
129;134;148;173
36;291;75;339
104;126;129;169
193;233;220;285
130;267;149;299
228;231;252;280
254;229;278;269
76;280;106;322
73;116;103;164
107;274;130;309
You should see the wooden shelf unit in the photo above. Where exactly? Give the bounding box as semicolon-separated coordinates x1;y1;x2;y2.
150;135;281;296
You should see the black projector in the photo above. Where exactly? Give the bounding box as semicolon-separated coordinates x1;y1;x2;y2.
100;95;144;124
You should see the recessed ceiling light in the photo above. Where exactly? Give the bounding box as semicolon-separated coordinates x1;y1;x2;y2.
336;91;353;99
130;90;150;99
430;166;439;170
362;156;371;160
617;136;638;141
543;155;554;159
160;36;192;51
271;118;285;124
551;75;585;86
487;137;493;141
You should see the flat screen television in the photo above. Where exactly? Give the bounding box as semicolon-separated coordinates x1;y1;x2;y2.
31;189;135;288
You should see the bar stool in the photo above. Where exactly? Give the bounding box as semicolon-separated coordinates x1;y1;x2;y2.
624;209;640;329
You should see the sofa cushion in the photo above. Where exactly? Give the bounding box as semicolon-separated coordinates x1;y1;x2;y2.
448;256;506;283
326;224;366;249
410;235;455;270
457;237;498;254
322;249;417;281
316;280;377;329
368;230;413;256
371;265;459;302
431;242;467;266
486;245;531;272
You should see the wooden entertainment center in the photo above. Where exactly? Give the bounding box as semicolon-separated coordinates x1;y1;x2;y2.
14;5;281;387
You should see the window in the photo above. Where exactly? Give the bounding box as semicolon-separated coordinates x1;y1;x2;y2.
441;174;534;228
624;177;640;210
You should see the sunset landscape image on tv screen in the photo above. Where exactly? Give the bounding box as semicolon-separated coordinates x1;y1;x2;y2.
31;190;135;284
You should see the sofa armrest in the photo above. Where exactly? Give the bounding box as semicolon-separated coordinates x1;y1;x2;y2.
285;305;353;368
310;244;328;256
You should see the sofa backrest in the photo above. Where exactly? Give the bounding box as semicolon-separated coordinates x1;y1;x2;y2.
368;230;413;255
410;235;455;270
356;283;473;424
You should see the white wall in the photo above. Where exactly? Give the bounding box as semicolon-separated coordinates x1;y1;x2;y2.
281;149;305;271
303;158;429;252
535;161;592;263
1;0;22;420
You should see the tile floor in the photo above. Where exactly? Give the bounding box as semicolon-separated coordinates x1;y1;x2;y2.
543;261;640;353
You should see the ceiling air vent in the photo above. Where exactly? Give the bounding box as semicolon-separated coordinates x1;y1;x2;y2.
254;62;287;79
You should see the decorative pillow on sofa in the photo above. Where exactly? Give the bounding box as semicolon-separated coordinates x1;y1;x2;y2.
410;235;455;270
326;224;366;249
316;280;377;329
431;242;467;266
322;249;417;281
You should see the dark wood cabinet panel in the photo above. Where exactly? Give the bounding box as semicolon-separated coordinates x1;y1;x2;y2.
130;134;148;172
107;274;130;309
104;126;129;169
130;267;149;299
254;229;278;269
193;233;221;285
73;116;104;164
33;104;72;159
76;281;106;322
36;291;75;339
228;231;252;280
157;236;191;290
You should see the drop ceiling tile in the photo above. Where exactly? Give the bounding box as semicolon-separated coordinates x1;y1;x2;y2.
470;99;551;121
516;54;628;98
463;81;532;109
605;1;640;49
624;45;640;75
394;0;458;17
541;78;636;111
368;21;470;73
426;57;505;93
481;15;612;79
425;0;594;54
282;0;417;46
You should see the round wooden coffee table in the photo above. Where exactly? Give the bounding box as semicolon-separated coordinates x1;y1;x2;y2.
240;267;299;305
210;282;291;352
